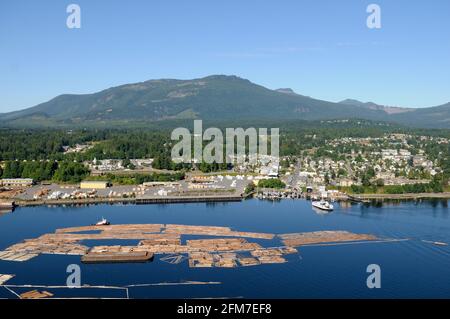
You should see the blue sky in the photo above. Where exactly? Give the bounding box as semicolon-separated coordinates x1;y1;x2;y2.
1;0;449;112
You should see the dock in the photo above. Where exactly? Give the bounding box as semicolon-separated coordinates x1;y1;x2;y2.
135;195;242;204
14;194;243;207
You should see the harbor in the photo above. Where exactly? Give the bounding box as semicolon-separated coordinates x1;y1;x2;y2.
0;199;449;299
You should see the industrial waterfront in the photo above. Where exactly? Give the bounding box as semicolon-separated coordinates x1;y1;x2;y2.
0;199;449;299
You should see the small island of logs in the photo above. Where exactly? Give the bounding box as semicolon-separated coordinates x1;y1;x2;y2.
0;223;381;268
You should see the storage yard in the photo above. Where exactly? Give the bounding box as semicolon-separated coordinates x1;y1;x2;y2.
0;223;382;269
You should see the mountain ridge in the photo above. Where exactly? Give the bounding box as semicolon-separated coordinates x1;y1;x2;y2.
0;75;449;128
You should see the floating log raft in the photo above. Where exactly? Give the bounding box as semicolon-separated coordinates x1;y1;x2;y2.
0;251;38;262
188;252;238;268
214;253;238;268
139;236;181;246
188;246;295;268
4;239;88;256
0;274;14;285
56;224;164;234
279;231;377;247
164;224;274;239
189;252;215;268
237;257;260;267
160;254;187;264
186;238;261;252
250;248;290;264
39;232;179;241
20;290;53;299
81;251;154;263
1;224;381;270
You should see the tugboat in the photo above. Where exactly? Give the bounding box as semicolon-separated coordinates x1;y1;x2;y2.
312;200;334;211
95;217;110;226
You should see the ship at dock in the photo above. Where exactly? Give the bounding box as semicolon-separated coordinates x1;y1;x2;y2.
312;200;334;211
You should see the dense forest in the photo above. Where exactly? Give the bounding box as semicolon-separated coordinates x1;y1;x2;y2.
1;120;450;184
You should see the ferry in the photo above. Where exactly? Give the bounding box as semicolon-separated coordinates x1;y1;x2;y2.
312;200;334;211
95;217;110;226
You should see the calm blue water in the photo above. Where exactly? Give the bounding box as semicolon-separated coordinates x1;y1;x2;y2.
0;199;449;299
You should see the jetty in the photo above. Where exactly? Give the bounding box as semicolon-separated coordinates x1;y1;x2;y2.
14;194;243;207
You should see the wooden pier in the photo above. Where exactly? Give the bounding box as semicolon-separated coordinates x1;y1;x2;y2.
15;194;243;207
135;195;242;204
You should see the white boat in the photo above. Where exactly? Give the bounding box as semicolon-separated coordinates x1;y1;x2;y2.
95;217;110;226
312;200;334;211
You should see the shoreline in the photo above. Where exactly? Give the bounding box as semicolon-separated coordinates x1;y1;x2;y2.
347;192;450;201
6;191;450;208
13;194;245;207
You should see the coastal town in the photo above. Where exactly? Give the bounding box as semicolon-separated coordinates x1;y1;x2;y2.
1;132;449;211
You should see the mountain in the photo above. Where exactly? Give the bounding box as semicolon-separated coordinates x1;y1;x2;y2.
338;98;450;127
275;88;298;95
338;99;413;114
390;102;450;128
0;75;449;128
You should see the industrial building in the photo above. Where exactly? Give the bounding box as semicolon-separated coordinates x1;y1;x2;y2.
0;178;34;187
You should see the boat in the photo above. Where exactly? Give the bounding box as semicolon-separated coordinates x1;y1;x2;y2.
421;240;448;246
0;201;15;209
95;217;110;226
312;200;334;211
81;251;154;264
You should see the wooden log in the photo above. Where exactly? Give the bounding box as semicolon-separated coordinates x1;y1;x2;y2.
279;231;377;247
20;290;54;299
